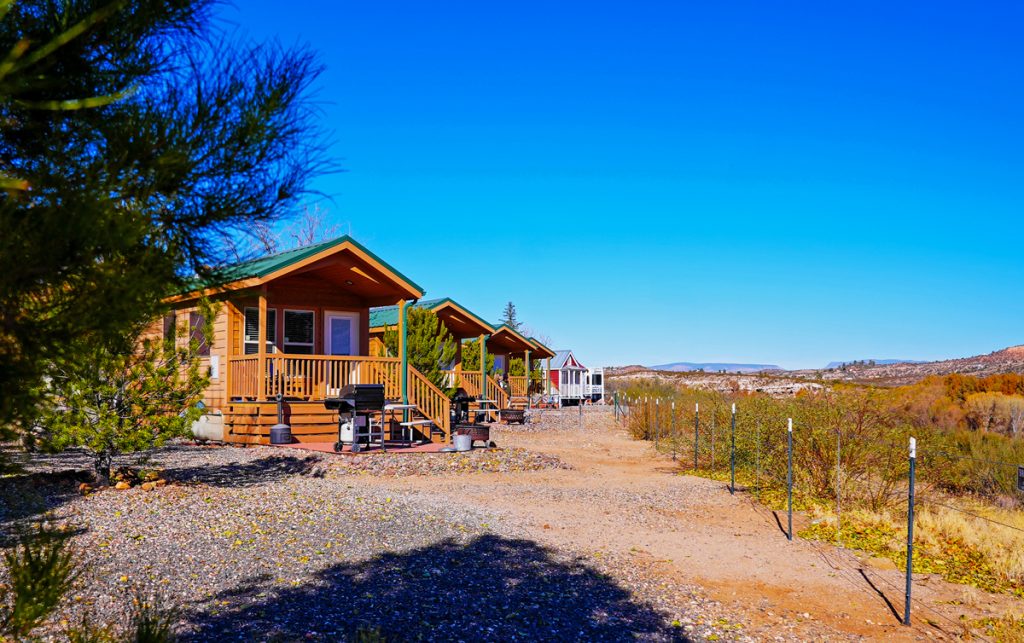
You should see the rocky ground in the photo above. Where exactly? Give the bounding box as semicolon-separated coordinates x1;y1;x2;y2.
0;428;723;641
2;408;1016;641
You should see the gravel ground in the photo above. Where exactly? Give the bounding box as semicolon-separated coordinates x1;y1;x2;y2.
0;440;741;642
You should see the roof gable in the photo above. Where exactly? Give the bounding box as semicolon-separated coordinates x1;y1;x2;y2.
369;297;494;337
551;349;586;370
174;235;424;301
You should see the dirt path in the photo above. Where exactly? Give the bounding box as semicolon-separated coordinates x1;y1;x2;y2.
364;409;1016;641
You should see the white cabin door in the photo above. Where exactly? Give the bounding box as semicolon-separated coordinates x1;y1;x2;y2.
324;311;360;356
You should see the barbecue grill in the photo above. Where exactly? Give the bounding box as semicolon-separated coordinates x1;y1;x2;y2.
325;384;386;452
450;387;477;426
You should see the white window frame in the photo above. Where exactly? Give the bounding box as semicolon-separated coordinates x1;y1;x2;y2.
282;309;315;354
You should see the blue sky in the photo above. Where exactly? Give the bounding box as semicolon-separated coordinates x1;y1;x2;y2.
223;1;1023;369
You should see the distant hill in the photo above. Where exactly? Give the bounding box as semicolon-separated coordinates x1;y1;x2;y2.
801;346;1024;385
650;362;781;374
824;359;925;369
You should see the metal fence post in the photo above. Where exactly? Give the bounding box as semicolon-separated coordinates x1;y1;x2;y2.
787;418;793;541
694;402;699;471
755;419;761;500
904;436;917;626
730;402;736;494
654;398;660;450
836;429;842;547
671;401;677;461
711;411;716;471
614;391;619;421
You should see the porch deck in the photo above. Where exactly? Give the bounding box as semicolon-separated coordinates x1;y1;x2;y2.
222;355;452;445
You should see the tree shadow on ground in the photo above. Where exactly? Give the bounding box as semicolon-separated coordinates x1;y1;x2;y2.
183;534;687;642
162;454;323;488
0;469;90;544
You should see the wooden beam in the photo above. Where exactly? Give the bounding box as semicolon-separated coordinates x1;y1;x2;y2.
398;299;408;405
525;349;531;408
257;286;267;401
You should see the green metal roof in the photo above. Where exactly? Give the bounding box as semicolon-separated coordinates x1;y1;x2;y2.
179;235;424;296
369;297;447;328
369;297;494;333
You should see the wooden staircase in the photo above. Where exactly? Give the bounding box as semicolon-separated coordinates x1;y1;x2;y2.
405;366;451;443
485;375;510;410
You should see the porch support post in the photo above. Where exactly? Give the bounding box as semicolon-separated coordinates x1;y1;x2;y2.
546;357;551;397
399;299;408;405
257;286;268;401
479;333;487;398
524;349;531;408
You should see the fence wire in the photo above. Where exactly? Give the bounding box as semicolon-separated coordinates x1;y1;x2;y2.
611;391;1023;636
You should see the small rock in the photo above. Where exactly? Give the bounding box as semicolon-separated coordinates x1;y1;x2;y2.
141;482;156;492
114;481;131;490
78;482;93;495
155;478;168;487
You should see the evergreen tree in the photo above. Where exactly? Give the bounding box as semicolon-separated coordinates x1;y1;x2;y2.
0;0;325;432
382;307;457;394
508;357;526;377
38;303;214;483
499;301;522;331
461;338;496;376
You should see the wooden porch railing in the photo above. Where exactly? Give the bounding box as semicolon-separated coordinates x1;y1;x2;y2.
407;366;451;442
508;375;528;397
486;375;510;410
447;370;482;397
228;354;402;401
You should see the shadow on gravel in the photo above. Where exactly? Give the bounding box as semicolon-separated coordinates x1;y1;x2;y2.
163;454;323;488
183;534;688;642
0;470;91;544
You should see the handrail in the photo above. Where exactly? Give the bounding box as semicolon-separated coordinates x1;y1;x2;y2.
486;375;510;410
406;366;451;442
228;354;402;401
508;375;528;397
450;370;482;397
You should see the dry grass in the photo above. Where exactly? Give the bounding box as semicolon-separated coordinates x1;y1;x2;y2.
915;499;1024;587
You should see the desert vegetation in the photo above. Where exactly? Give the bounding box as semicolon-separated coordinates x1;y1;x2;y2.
613;373;1024;607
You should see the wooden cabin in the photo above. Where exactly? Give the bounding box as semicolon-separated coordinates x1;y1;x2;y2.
164;236;454;444
368;297;495;399
528;337;556;398
482;324;541;409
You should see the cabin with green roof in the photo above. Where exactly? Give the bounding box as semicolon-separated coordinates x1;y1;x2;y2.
162;235;455;445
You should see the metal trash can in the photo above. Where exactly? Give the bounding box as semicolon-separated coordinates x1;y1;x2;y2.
453;433;472;452
270;423;292;445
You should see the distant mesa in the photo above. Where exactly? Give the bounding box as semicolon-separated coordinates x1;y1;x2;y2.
824;359;924;369
650;362;780;373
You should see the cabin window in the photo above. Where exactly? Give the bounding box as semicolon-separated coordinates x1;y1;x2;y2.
189;312;210;357
244;307;277;355
162;313;176;344
592;374;602;385
283;310;315;354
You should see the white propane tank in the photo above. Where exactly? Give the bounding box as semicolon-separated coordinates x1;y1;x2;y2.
191;410;224;442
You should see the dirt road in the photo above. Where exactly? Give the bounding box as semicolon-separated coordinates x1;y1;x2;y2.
368;408;1016;640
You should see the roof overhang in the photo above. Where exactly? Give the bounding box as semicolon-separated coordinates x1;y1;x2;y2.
528;337;556;360
486;324;537;354
168;236;424;306
369;298;495;338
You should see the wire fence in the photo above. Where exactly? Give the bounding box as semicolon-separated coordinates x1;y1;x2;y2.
610;390;1024;634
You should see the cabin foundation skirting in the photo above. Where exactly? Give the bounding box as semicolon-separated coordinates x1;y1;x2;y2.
223;401;421;445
